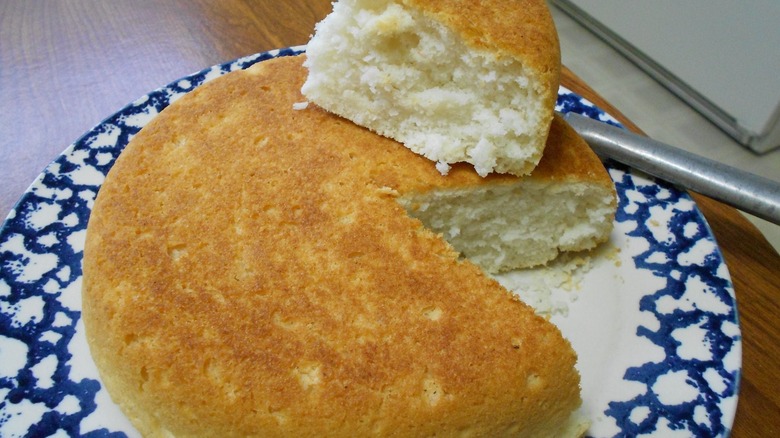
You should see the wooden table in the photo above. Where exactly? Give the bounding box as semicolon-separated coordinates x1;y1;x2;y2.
2;1;778;436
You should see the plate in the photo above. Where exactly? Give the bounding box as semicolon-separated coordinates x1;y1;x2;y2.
0;47;740;437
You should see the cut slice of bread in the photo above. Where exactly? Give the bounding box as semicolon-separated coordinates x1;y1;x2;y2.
82;55;597;437
301;0;561;177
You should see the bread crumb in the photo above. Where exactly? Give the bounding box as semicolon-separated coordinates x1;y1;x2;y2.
292;101;309;110
435;161;451;176
376;186;400;196
493;251;596;318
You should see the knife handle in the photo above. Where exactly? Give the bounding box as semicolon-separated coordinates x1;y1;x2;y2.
562;112;780;225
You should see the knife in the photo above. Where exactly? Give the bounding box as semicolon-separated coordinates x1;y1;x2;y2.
561;111;780;225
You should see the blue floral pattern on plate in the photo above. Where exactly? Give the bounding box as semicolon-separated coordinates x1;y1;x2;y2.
0;47;739;437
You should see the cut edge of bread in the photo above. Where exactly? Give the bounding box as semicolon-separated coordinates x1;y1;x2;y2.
399;178;616;274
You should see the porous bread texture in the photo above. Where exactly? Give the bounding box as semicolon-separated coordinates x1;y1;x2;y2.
400;180;616;273
82;56;594;437
301;0;561;177
400;109;617;274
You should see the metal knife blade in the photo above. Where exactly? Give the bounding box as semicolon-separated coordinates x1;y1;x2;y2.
561;111;780;225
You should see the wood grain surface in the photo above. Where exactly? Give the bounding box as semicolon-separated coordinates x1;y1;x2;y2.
1;1;778;436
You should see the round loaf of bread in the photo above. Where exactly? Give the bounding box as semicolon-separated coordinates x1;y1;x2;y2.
302;0;561;177
82;55;589;437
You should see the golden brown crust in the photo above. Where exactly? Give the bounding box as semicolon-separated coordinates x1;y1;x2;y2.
83;55;585;437
403;0;560;67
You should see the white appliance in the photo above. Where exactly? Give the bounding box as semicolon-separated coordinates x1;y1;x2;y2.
552;0;780;154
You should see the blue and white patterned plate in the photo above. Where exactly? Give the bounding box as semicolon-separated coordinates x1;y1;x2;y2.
0;47;740;437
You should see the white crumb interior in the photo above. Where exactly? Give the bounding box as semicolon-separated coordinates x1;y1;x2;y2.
302;0;548;176
398;182;615;274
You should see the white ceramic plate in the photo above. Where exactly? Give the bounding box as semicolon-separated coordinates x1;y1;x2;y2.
0;47;740;437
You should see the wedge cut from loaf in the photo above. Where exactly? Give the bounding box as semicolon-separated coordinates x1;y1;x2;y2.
302;0;561;177
82;56;599;437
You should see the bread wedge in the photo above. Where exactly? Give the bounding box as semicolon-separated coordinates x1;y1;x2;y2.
302;0;561;177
